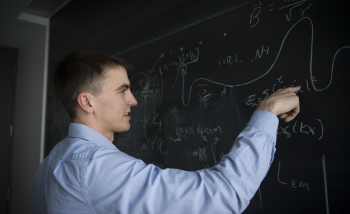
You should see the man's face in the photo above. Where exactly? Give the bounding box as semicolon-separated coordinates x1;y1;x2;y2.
92;66;137;139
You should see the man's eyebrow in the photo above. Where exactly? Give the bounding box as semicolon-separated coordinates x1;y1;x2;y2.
116;84;130;90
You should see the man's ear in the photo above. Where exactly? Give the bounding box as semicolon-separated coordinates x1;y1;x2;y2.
76;93;94;114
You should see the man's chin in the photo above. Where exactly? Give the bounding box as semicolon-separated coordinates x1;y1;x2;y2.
115;126;131;133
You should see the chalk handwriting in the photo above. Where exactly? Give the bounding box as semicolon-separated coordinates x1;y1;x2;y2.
211;137;220;164
181;17;349;107
130;53;164;138
140;135;166;155
121;4;349;189
244;76;304;109
172;48;200;90
172;124;222;142
218;55;242;66
278;161;310;191
277;118;323;140
250;1;262;27
253;45;270;62
258;0;312;23
188;146;208;161
116;133;136;149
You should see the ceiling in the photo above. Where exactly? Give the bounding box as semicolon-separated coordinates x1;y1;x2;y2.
0;0;69;49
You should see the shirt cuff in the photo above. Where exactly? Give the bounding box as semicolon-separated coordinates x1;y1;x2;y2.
247;110;279;141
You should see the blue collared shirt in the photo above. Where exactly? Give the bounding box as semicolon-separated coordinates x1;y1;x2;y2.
33;110;278;214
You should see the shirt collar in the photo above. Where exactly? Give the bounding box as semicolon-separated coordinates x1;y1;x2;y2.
68;123;116;149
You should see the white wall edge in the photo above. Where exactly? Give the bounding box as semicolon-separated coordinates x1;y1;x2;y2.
17;12;49;26
40;21;49;162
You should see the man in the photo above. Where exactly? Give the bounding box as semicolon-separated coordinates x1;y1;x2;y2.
33;51;300;213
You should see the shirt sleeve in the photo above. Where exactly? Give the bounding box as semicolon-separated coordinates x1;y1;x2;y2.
82;110;278;214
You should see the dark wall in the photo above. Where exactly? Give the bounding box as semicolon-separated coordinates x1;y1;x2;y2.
47;0;350;213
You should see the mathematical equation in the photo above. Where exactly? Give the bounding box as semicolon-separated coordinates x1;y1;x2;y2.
278;118;323;140
170;124;222;143
117;133;166;155
250;0;313;27
217;45;269;66
244;75;305;109
187;136;224;165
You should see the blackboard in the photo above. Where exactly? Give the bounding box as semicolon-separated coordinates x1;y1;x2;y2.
47;0;350;213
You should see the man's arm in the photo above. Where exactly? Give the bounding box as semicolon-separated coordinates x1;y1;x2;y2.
84;87;300;214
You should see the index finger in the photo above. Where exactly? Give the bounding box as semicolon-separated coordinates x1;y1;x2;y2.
285;86;301;93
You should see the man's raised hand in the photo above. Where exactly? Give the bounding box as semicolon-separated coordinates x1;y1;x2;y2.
256;86;301;122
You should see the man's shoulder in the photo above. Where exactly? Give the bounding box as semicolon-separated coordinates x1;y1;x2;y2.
48;137;98;161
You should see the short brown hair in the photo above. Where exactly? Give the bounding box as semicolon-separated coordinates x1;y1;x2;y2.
54;51;132;120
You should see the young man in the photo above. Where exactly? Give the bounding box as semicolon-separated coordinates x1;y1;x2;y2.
33;51;300;214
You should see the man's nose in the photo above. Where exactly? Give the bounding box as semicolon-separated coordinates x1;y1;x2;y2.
127;92;137;106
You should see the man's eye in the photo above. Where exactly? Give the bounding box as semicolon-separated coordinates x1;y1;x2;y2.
121;89;127;94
